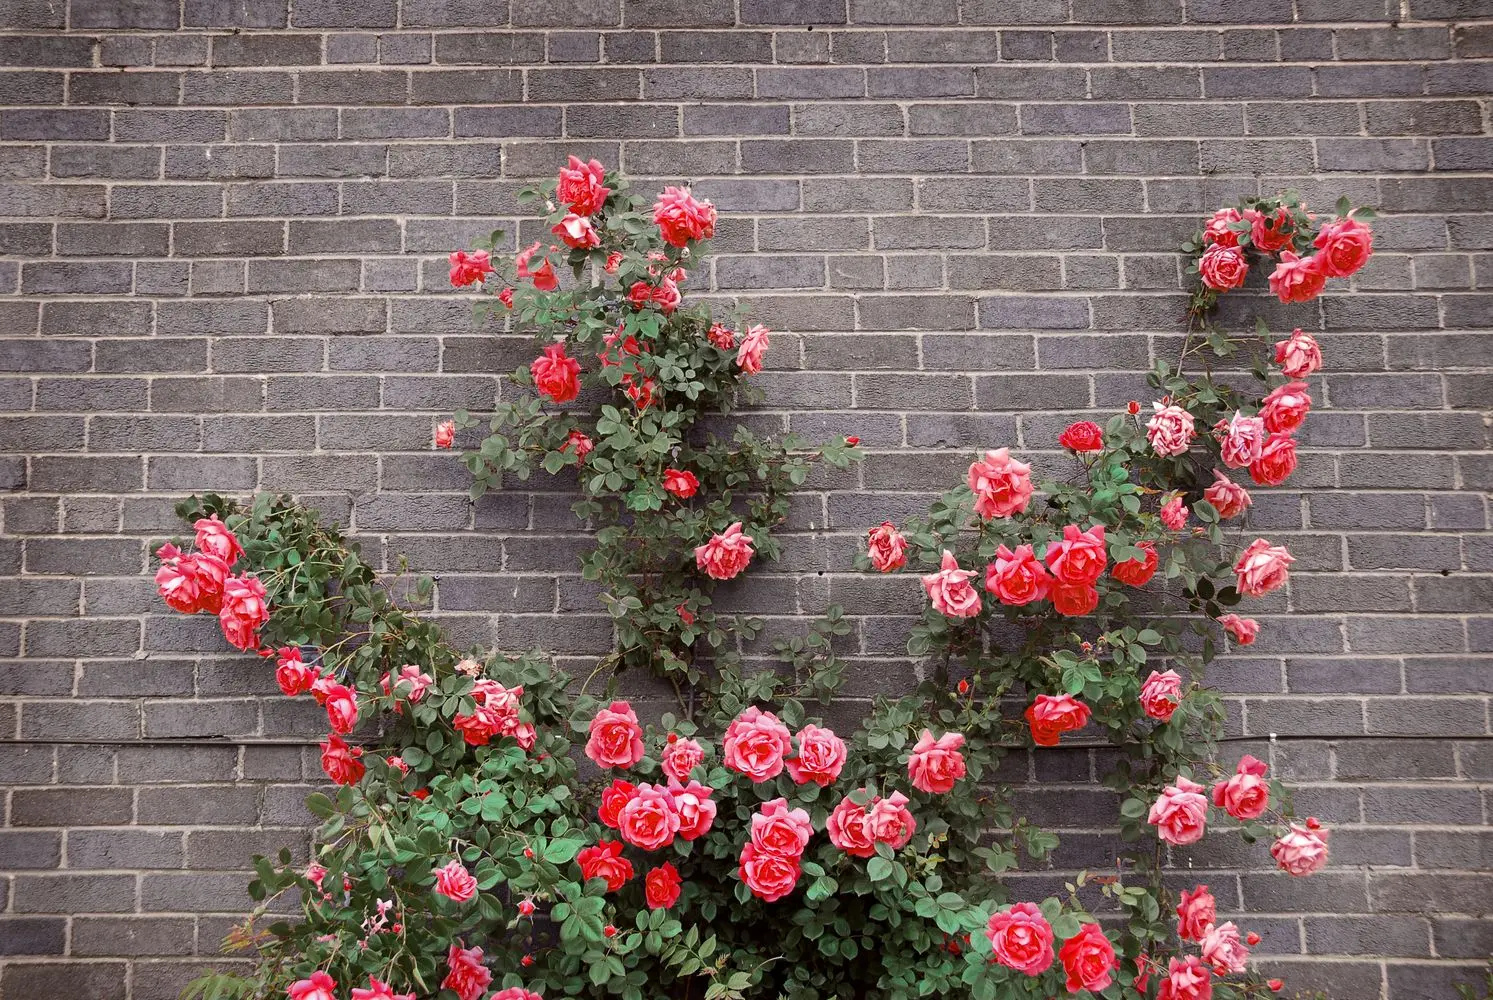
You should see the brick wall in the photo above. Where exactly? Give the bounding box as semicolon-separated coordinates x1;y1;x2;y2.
0;1;1489;997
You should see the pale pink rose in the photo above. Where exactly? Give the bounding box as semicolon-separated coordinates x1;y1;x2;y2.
985;901;1054;976
1148;776;1210;845
322;682;359;735
1147;402;1196;458
738;841;799;901
1215;411;1266;469
1234;538;1294;597
442;943;493;1000
653;185;716;247
1160;494;1189;531
1177;885;1216;942
1139;669;1183;722
193;515;242;566
966;447;1033;519
433;859;477;903
1201;921;1249;975
617;782;680;852
381;664;432;703
907;730;966;794
556;156;610;216
660;737;705;782
1249;431;1297;487
922;549;982;618
1044;524;1107;586
695;521;754;580
351;976;416;1000
1202;207;1242;248
826;795;877;857
985;543;1053;606
1204;470;1251;520
1313;215;1373;277
785;724;847;787
1219;613;1259;647
1199;243;1248;291
736;324;770;375
866;521;908;573
491;989;542;1000
1158;955;1213;1000
1260;381;1312;434
275;646;318;697
722;707;792;781
1274;328;1323;378
552;212;600;249
434;420;456;449
750;798;814;857
1271;822;1329;876
289;972;338;1000
1212;754;1269;821
586;700;645;769
667;779;717;840
1025;693;1091;746
1268;250;1327;304
218;574;269;651
866;790;916;849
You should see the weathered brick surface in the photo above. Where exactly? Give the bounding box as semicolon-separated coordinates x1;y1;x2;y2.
0;3;1489;997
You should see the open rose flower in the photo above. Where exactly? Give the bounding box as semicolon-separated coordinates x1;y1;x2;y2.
1261;380;1312;435
562;429;593;461
1148;775;1209;845
866;521;908;573
1160;494;1189;531
1235;538;1294;596
750;798;814;857
1025;693;1091;746
922;549;982;618
985;902;1054;976
1177;885;1216;942
707;322;736;350
907;730;966;794
1111;541;1158;588
434;859;477;903
1147;402;1196;458
154;544;229;615
1213;754;1270;820
1249;430;1298;487
577;840;634;891
618;782;680;851
586;700;644;769
193;515;242;566
322;682;359;735
1058;923;1118;994
1216;411;1266;469
662;468;699;499
1269;250;1327;303
966;447;1033;519
598;778;635;828
1204;470;1251;519
661;737;705;782
289;972;338;1000
351;977;414;1000
695;522;754;580
381;664;432;703
1045;523;1107;586
552;213;600;249
491;990;542;1000
1203;206;1242;248
515;241;558;291
530;341;582;404
442;944;492;1000
275;647;318;697
1246;204;1293;252
1051;582;1099;617
218;575;269;651
1140;669;1183;721
653;185;716;247
723;707;792;781
867;790;916;849
449;249;494;288
1313;215;1373;277
1058;420;1104;453
1271;821;1329;876
646;862;682;910
320;734;364;786
826;795;877;858
1199;243;1248;291
785;724;847;787
1274;328;1323;378
1219;613;1259;646
668;779;717;840
557;156;610;215
434;420;455;449
739;841;800;902
986;543;1053;606
736;323;770;374
1159;955;1213;1000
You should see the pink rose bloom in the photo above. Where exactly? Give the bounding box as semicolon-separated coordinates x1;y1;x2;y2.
627;281;655;311
653;185;716;247
1177;884;1216;942
193;515;242;566
381;664;433;703
1202;207;1242;248
985;543;1053;606
434;419;456;449
320;734;364;786
1274;328;1323;378
1044;523;1108;586
491;990;543;1000
288;972;337;1000
1051;582;1098;617
557;155;610;216
653;276;682;315
586;700;645;769
662;468;699;499
218;574;269;651
530;341;582;404
1271;822;1329;876
736;323;770;375
646;862;682;910
695;521;755;580
351;977;414;1000
907;729;966;794
785;724;847;787
597;778;635;828
1219;613;1259;647
751;798;814;857
1260;381;1312;434
562;429;594;461
922;549;982;618
867;790;916;849
1158;955;1214;1000
1234;538;1294;597
1148;776;1210;846
577;840;634;891
985;901;1054;976
552;213;600;249
1215;411;1266;469
1313;215;1373;277
667;779;717;840
515;241;558;292
739;841;800;901
442;944;493;1000
826;795;877;857
660;737;705;782
1111;542;1158;588
708;322;736;350
1204;470;1251;520
1212;754;1270;821
1058;923;1118;994
1058;419;1104;453
1160;495;1189;531
1199;243;1248;291
1147;402;1196;458
434;859;477;903
154;544;229;615
1025;693;1091;746
618;782;680;852
275;646;317;697
604;250;623;273
723;706;792;781
866;521;908;573
448;249;494;288
1139;669;1183;722
322;682;359;735
1268;250;1327;303
498;287;514;308
1246;204;1294;253
1249;431;1297;487
966;447;1033;519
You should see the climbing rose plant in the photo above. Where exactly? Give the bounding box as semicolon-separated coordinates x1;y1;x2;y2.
167;165;1370;1000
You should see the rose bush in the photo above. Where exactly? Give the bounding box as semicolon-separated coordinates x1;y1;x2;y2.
171;166;1369;1000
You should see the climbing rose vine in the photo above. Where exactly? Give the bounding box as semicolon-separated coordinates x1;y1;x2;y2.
168;165;1370;1000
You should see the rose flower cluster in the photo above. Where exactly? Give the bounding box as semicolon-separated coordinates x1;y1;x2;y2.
154;515;268;651
1193;195;1373;303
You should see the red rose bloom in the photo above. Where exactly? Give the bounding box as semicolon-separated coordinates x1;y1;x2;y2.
1058;923;1118;994
1058;420;1104;452
577;840;634;892
662;468;699;499
530;342;582;404
1111;541;1158;587
645;862;682;910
